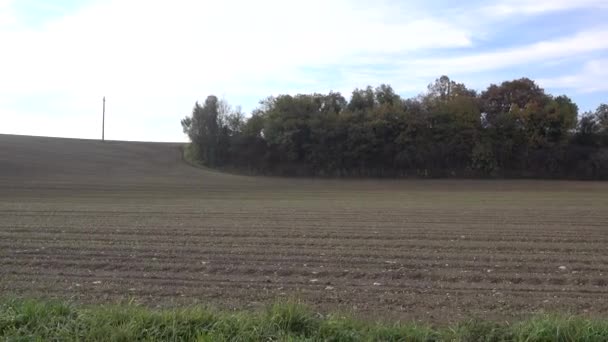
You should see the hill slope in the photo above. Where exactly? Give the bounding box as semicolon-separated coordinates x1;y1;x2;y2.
0;134;269;195
1;134;608;322
0;134;198;181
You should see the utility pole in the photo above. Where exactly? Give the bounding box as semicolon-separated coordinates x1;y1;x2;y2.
102;96;106;141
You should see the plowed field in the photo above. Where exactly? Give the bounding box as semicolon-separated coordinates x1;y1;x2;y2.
1;134;607;323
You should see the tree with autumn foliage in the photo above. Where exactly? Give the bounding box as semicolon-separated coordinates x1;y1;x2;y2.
182;77;608;179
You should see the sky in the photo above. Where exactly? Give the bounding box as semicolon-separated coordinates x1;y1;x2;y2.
0;0;607;142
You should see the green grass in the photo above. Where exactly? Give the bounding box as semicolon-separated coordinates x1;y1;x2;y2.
1;299;607;341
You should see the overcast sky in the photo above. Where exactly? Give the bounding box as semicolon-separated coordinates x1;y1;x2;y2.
1;0;607;142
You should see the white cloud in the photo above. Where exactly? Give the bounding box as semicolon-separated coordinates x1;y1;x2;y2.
323;28;608;96
0;0;16;28
0;0;473;141
538;59;608;93
0;0;607;141
0;0;473;95
485;0;608;16
402;29;608;76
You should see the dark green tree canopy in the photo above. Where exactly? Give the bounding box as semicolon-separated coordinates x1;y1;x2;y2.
181;77;608;179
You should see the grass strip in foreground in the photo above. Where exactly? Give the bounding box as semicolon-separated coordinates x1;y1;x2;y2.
1;298;607;341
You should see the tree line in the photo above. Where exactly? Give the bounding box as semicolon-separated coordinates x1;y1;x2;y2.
181;76;608;179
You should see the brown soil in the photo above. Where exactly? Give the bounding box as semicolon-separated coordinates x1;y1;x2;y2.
1;133;608;323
